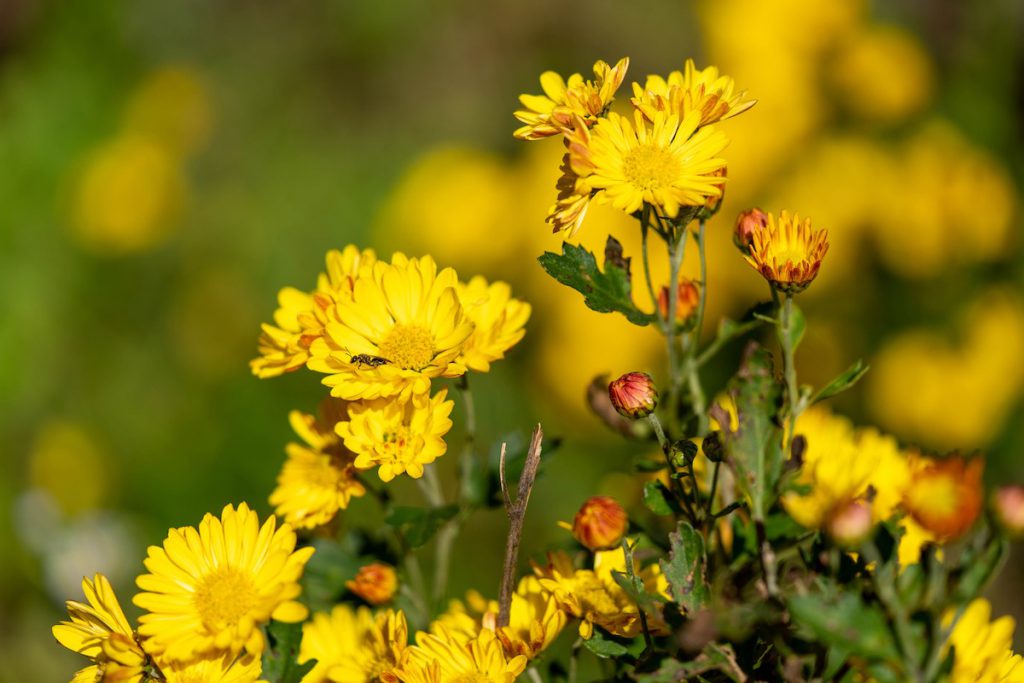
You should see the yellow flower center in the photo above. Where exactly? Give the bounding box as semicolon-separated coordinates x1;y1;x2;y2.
304;455;344;488
378;323;436;370
193;567;257;630
622;143;680;192
772;244;808;265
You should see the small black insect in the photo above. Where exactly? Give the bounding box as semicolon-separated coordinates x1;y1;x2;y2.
351;354;390;367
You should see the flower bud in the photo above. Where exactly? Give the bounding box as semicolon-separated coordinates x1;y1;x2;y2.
571;495;628;550
826;500;873;547
657;280;700;326
993;485;1024;537
346;563;398;605
734;207;769;253
608;372;658;419
696;167;727;221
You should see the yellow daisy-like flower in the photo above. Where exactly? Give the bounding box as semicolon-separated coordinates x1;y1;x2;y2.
252;246;378;379
513;57;629;140
337;389;454;482
396;628;527;683
546;150;591;237
533;548;667;640
456;276;531;373
945;599;1024;683
631;58;756;127
308;254;474;401
299;606;407;683
269;403;367;530
430;590;498;645
53;574;148;683
134;503;315;664
744;210;829;294
158;655;266;683
570;109;729;219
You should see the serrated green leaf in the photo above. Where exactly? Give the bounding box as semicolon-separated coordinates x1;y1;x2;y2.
813;359;870;403
582;629;630;658
788;587;899;662
263;620;317;683
538;241;656;326
642;480;674;515
386;505;459;549
659;521;709;613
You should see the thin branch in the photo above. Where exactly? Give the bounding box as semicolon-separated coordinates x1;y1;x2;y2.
498;424;544;627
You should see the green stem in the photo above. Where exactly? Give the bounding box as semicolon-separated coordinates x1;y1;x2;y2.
665;226;687;432
568;637;582;683
640;207;664;332
778;293;802;443
622;537;654;652
863;540;924;681
648;413;697;522
681;221;708;435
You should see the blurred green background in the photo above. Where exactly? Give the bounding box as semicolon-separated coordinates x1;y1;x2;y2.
2;1;1023;680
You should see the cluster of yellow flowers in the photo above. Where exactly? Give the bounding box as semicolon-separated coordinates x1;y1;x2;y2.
513;56;753;236
251;246;530;529
54;504;313;682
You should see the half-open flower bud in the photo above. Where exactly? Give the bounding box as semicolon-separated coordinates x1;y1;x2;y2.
346;563;398;605
993;485;1024;537
734;207;769;253
571;495;628;550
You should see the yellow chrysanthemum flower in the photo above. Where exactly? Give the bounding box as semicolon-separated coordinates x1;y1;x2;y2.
631;58;756;127
744;210;829;293
53;574;148;683
546;151;592;237
252;246;378;379
945;599;1024;683
269;403;367;530
134;503;315;664
308;254;474;401
533;548;668;640
158;655;265;683
299;606;407;683
336;390;454;482
570;110;728;220
456;276;531;372
429;579;565;661
513;57;629;140
396;628;527;683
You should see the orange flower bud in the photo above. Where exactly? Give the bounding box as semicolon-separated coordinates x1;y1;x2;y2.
657;280;700;326
734;207;769;253
346;563;398;605
903;454;983;541
608;372;658;419
696;167;728;221
826;499;873;546
993;485;1024;537
571;496;628;550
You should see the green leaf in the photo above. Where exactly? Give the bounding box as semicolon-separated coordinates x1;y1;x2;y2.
262;620;317;683
634;644;743;682
813;359;870;403
642;480;674;515
538;241;656;326
386;505;459;549
952;536;1008;603
582;629;630;658
788;586;900;662
660;521;709;613
300;538;361;611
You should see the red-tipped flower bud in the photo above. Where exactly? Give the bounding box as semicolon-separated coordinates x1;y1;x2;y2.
993;485;1024;537
346;563;398;605
657;279;700;326
734;207;769;253
827;499;873;547
572;495;628;550
608;372;658;419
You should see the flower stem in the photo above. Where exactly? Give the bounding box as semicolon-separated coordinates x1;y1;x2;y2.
665;225;687;431
778;293;802;442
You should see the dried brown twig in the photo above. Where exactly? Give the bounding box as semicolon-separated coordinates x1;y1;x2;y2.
497;424;544;627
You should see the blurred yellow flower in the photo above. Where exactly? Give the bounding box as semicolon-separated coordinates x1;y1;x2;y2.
53;574;147;683
570;110;728;220
397;628;526;683
134;503;314;664
336;390;454;482
70;133;185;254
122;65;213;155
830;25;933;124
546;150;591;238
744;210;828;293
29;420;110;515
269;405;366;530
631;58;755;127
456;276;531;372
308;254;473;401
903;453;983;542
945;599;1024;683
299;606;407;683
514;57;629;140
